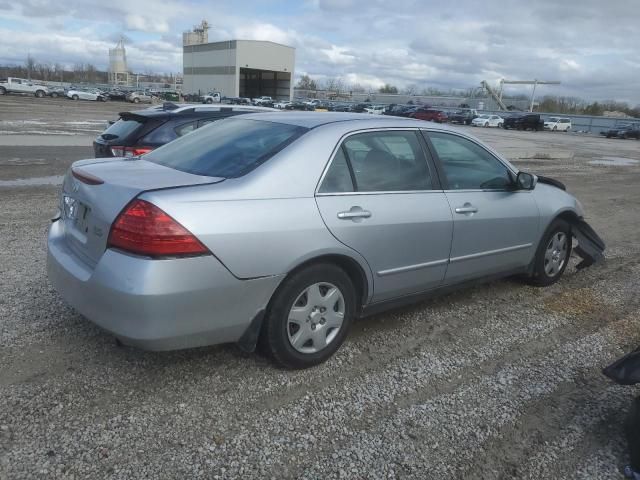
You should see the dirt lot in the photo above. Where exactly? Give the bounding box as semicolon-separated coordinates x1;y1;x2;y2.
1;95;639;479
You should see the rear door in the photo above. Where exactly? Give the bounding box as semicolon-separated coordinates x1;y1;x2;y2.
315;129;453;302
424;130;539;284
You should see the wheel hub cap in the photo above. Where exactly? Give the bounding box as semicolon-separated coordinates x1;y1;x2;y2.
544;232;568;277
287;282;345;354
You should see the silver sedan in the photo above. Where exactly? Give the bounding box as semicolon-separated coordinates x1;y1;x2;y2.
47;113;604;368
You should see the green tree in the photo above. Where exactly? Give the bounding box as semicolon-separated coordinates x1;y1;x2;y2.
379;83;398;94
296;74;318;90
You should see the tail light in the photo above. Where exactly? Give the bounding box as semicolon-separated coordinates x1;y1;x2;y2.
107;199;209;257
110;146;154;157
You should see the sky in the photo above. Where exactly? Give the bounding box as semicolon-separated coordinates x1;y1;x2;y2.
1;0;639;104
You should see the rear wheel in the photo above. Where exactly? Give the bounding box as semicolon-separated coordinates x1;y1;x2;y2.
35;90;45;98
133;97;140;104
553;126;557;131
206;98;213;104
484;122;489;127
261;264;356;369
527;219;572;286
50;92;58;98
0;86;6;95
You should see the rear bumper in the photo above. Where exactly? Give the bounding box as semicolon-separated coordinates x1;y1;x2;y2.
47;220;284;350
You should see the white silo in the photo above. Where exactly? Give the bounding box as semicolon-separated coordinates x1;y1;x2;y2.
109;38;129;85
183;20;210;46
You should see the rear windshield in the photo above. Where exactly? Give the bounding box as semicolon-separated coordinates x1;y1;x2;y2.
101;118;145;140
145;118;308;178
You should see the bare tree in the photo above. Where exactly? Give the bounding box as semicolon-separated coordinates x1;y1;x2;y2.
25;54;36;80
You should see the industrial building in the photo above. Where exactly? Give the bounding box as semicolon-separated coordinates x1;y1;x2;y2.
108;38;130;86
182;26;295;100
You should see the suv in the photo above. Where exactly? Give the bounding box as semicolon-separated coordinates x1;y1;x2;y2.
252;96;273;106
126;91;155;104
503;113;544;131
449;109;478;125
544;117;571;132
0;77;48;97
93;103;278;158
603;123;640;139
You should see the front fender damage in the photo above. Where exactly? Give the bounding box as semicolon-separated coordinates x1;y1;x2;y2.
570;218;606;270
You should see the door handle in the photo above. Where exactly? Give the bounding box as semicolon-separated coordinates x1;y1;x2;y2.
455;204;478;214
337;208;372;220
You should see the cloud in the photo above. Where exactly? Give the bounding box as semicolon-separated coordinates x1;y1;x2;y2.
0;0;638;103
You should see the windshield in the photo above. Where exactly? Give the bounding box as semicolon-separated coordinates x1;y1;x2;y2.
145;118;308;178
477;114;489;119
549;117;559;122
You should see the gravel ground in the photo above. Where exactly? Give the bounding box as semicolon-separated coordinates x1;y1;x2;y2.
1;95;640;479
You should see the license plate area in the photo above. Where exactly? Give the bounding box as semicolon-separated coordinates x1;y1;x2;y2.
63;195;91;237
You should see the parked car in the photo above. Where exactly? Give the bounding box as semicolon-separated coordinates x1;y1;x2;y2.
274;101;292;109
544;117;572;132
0;77;48;97
384;105;418;117
503;113;543;131
410;108;449;123
285;100;315;111
328;103;351;112
471;114;504;128
126;91;155;104
48;113;604;368
67;88;109;102
449;109;479;125
364;105;386;115
349;103;370;113
603;123;640;139
93;104;277;158
106;89;128;101
47;86;67;98
252;96;273;106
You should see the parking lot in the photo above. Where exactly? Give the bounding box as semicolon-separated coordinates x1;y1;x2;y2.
1;94;640;479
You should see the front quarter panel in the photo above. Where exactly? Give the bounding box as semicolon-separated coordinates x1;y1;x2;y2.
532;183;584;239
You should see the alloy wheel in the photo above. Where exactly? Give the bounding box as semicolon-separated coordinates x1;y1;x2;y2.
544;232;568;277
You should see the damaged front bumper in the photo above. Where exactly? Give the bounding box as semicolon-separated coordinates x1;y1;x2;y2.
570;218;606;270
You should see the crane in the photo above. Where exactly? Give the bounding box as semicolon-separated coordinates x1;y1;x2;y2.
498;79;561;112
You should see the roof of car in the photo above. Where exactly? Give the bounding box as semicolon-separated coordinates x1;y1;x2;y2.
238;111;431;129
120;103;278;119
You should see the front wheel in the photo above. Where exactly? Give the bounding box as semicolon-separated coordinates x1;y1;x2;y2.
133;97;140;103
527;219;572;286
0;86;6;95
498;122;503;128
72;94;79;100
206;98;213;104
260;264;356;369
50;92;58;98
553;126;557;131
484;122;489;127
35;90;45;98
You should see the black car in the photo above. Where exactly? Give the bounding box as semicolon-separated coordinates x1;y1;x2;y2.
107;89;128;101
284;101;314;111
603;123;640;139
93;103;268;158
328;103;351;112
503;113;544;131
449;109;479;125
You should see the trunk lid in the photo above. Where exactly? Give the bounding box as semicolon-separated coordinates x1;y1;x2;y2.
59;158;223;266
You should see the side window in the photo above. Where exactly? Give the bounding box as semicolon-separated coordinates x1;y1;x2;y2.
428;132;512;190
342;131;432;192
318;148;354;193
175;121;197;137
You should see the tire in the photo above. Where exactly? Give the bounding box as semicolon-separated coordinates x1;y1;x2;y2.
260;263;356;369
50;92;58;98
35;90;45;98
527;219;572;287
553;126;557;131
72;94;79;100
206;98;213;104
484;122;489;127
0;86;6;95
498;122;503;128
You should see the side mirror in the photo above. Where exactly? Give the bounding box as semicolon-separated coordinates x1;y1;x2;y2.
516;172;537;190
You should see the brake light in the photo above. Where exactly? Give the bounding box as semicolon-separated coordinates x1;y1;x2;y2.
110;146;154;157
107;199;209;257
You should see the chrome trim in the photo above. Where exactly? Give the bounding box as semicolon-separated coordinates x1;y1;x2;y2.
449;243;533;263
377;258;449;277
316;189;445;197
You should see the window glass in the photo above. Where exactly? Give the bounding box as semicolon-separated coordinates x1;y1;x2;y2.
428;132;512;190
145;118;307;178
341;131;432;192
175;121;197;137
318;148;354;193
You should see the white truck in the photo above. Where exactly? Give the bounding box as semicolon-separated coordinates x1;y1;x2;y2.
202;92;222;104
0;77;48;97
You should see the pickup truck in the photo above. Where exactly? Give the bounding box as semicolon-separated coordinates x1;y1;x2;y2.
503;113;544;131
0;77;48;97
202;92;221;104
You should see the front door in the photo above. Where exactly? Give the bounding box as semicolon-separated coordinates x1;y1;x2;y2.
424;130;540;284
315;130;453;302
